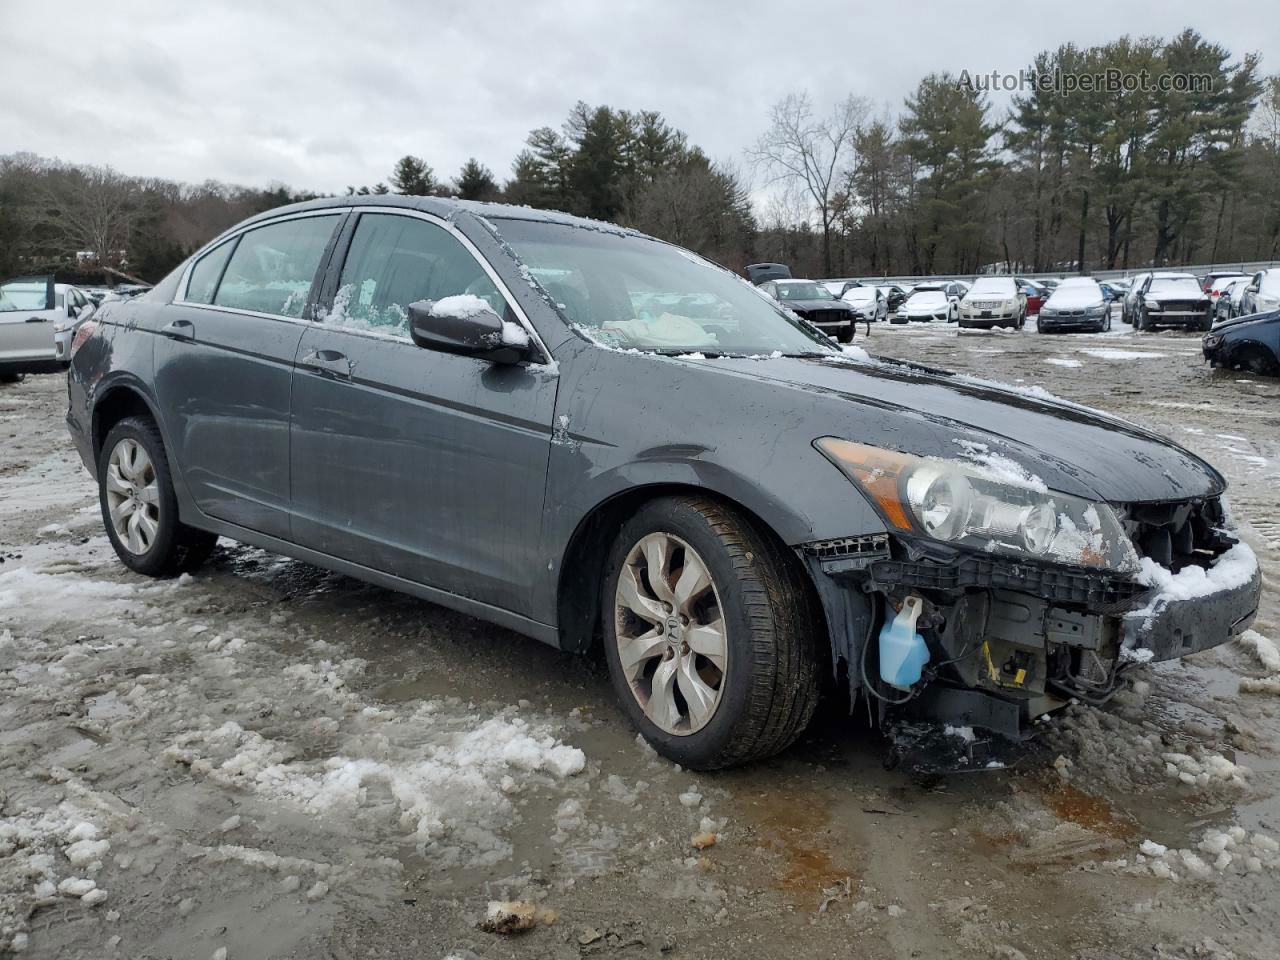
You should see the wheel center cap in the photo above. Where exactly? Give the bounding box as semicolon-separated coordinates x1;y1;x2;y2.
666;617;681;640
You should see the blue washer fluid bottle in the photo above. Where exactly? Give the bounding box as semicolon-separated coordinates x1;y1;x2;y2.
878;595;930;690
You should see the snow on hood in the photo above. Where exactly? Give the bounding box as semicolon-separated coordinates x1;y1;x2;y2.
904;292;947;308
1045;284;1105;310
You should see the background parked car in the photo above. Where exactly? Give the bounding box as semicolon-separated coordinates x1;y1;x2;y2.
839;284;887;324
745;262;792;285
1016;278;1049;316
1120;272;1154;324
1135;273;1212;331
958;276;1025;329
1203;310;1280;375
760;278;858;341
0;276;97;382
1037;277;1112;333
1240;268;1280;316
1201;270;1249;299
1214;278;1252;323
877;284;909;313
895;283;957;323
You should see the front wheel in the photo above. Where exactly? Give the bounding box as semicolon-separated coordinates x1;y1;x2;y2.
602;496;821;769
99;417;218;577
0;372;25;384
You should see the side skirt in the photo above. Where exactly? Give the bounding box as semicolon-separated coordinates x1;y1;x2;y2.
188;514;562;649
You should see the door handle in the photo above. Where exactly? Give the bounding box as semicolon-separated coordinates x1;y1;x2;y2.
301;349;352;379
26;316;48;323
162;319;194;338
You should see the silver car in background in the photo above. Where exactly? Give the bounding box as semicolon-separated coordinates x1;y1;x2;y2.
0;276;97;382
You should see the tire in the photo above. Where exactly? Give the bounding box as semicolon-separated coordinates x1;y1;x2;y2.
0;372;25;384
837;326;853;344
601;495;821;770
98;416;218;577
1135;310;1147;332
1236;347;1280;377
1199;314;1213;333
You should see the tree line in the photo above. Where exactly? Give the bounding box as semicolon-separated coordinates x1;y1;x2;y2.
1;28;1276;285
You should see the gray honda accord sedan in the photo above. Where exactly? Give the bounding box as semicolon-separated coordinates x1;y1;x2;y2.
66;196;1261;769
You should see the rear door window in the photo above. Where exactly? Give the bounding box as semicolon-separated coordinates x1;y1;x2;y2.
326;213;505;340
185;238;237;304
213;215;340;318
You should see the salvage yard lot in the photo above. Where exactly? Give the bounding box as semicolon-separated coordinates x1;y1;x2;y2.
2;320;1278;960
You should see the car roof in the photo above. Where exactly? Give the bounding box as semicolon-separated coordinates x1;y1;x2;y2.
1151;271;1196;280
225;194;651;242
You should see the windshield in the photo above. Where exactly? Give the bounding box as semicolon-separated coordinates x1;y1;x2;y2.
0;278;52;313
494;220;836;355
1148;278;1203;298
843;287;875;302
774;282;834;301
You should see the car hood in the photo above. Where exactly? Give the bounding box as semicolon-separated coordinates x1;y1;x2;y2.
1044;288;1104;310
677;353;1225;503
1213;310;1280;335
780;298;850;312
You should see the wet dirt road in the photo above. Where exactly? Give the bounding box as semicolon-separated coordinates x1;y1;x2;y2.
1;318;1277;960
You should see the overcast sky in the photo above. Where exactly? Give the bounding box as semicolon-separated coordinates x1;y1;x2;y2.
1;0;1272;195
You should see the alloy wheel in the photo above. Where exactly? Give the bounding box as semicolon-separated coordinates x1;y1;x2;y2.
613;532;727;735
105;437;161;555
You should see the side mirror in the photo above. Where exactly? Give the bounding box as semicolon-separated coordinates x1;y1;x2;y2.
407;298;529;364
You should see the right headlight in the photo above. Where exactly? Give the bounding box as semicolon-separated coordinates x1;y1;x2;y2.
815;438;1140;573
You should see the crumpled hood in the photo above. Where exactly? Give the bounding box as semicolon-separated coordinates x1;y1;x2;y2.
678;353;1226;504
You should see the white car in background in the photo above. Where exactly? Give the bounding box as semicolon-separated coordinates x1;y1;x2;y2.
894;284;957;323
958;276;1025;329
839;284;887;323
1037;277;1113;334
1240;269;1280;316
0;276;98;383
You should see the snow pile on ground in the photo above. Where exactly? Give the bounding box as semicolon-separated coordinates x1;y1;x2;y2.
165;705;585;867
1237;630;1280;694
1103;827;1280;882
1161;750;1250;788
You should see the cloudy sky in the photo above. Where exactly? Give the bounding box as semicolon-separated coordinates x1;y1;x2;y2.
1;0;1272;194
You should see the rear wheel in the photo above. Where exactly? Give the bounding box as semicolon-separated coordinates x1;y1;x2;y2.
99;417;218;577
602;496;821;769
0;372;25;384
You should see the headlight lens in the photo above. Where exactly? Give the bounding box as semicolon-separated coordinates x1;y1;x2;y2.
815;438;1139;573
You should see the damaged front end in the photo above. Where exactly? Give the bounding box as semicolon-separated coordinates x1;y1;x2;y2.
803;440;1262;746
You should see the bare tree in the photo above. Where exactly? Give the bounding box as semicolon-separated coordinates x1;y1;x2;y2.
32;165;140;267
747;92;869;275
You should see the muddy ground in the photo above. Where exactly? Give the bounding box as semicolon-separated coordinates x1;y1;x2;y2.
1;316;1278;960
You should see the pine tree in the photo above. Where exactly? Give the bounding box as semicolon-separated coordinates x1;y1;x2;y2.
389;156;437;196
455;158;498;201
